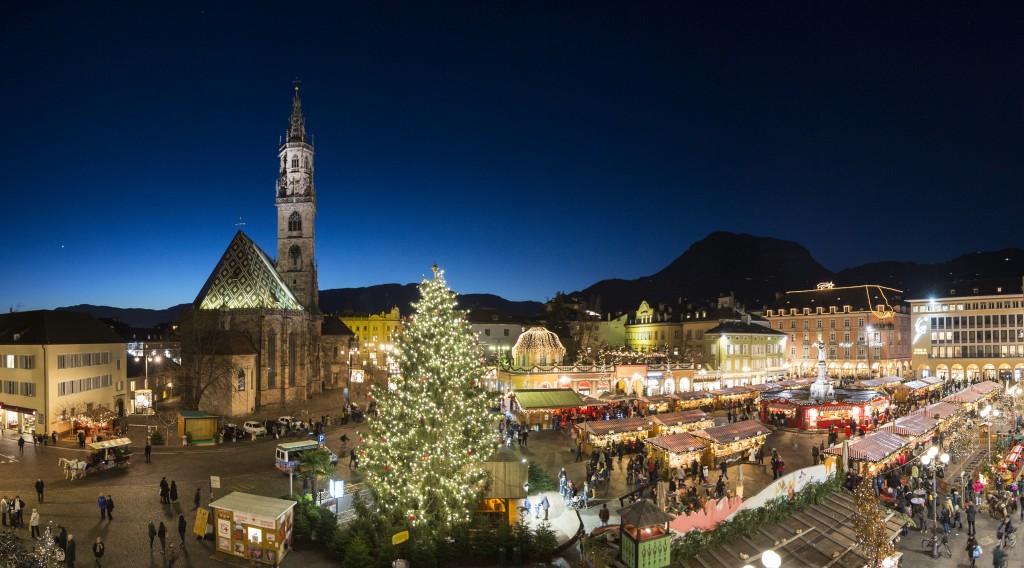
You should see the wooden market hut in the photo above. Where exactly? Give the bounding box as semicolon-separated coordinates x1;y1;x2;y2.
649;410;714;436
773;378;817;390
759;388;890;431
618;499;674;568
878;413;940;445
509;389;585;430
692;420;768;467
945;387;985;409
891;380;932;404
477;454;528;526
178;411;220;445
644;432;708;470
970;380;1002;398
673;391;716;411
854;376;903;390
677;490;904;568
824;429;911;473
644;394;677;414
919;401;962;421
577;416;653;454
713;386;759;410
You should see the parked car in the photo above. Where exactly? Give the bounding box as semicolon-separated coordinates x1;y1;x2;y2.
243;421;267;436
278;416;295;427
223;424;245;441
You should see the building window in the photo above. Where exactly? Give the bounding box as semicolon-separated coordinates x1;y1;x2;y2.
237;369;246;391
288;332;297;387
291;156;299;169
20;382;35;397
288;212;301;232
289;245;302;269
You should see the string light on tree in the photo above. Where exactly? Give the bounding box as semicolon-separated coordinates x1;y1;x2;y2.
361;266;496;538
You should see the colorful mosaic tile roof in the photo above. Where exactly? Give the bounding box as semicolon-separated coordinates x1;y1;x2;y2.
194;231;303;311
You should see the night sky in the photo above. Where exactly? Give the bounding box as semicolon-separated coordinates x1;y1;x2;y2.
3;2;1023;311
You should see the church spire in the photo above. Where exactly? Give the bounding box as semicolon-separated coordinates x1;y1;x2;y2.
288;84;306;143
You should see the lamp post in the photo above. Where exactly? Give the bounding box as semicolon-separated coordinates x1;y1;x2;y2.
920;446;950;558
981;404;999;460
134;349;162;414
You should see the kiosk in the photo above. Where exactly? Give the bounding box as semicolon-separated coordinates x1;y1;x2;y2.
210;492;295;566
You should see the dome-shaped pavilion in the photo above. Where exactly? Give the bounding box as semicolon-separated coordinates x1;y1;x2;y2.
512;327;566;368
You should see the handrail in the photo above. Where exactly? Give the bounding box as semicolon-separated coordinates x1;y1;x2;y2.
551;508;585;558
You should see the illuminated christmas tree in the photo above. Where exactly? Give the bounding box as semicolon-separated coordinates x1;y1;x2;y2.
362;267;496;537
851;476;895;568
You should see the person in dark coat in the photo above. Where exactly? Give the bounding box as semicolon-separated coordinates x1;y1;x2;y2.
177;515;186;546
92;537;105;568
159;478;169;504
144;442;152;463
148;520;157;550
170;481;178;503
194;488;201;510
34;479;44;503
157;522;167;553
56;526;68;552
104;495;114;521
66;534;77;568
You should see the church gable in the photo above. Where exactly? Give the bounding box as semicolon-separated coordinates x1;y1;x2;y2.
194;231;303;311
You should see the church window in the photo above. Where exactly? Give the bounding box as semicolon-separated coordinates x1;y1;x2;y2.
288;212;301;232
267;331;277;388
288;332;297;387
303;157;309;169
289;245;302;269
237;369;245;391
291;155;299;169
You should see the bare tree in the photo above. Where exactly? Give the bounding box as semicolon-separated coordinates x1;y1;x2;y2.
173;310;237;410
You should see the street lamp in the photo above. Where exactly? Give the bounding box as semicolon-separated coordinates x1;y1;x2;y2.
920;446;950;558
981;404;999;460
761;549;782;568
134;350;162;414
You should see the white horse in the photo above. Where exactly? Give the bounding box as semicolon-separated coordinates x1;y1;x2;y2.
58;458;88;480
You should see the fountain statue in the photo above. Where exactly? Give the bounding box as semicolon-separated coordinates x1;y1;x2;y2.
808;341;835;402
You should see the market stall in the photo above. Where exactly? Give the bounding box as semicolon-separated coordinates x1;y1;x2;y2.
644;432;709;470
177;411;220;445
877;413;940;445
891;380;932;404
509;389;586;431
673;391;716;411
649;410;714;436
713;386;758;410
998;443;1023;483
210;492;295;566
759;388;890;431
944;388;985;411
644;395;677;414
773;378;817;390
823;430;911;474
692;420;768;467
577;416;653;455
919;401;962;421
854;376;903;390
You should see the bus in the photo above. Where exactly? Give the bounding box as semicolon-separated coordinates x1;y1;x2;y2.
274;440;338;473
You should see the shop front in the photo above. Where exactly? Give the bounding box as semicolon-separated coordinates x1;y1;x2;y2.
210;492;295;566
673;391;716;411
0;404;38;434
649;410;714;436
693;420;768;467
644;432;708;470
759;389;890;431
509;389;586;431
823;429;910;474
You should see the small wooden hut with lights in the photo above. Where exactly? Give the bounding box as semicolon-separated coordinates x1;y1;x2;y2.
618;499;674;568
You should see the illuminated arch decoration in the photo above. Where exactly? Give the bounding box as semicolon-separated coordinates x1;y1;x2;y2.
866;286;896;320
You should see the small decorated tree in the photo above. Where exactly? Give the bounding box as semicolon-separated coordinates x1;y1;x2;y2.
851;476;895;567
361;267;496;540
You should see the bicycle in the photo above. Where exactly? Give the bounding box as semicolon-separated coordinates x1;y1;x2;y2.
1003;530;1017;549
921;531;952;558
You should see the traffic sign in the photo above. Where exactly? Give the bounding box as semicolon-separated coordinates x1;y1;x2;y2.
318;433;326;444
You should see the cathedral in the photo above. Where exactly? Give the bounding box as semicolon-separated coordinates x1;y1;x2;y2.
189;87;344;416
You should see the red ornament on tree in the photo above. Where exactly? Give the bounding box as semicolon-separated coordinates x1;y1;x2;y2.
409;514;416;521
384;465;390;472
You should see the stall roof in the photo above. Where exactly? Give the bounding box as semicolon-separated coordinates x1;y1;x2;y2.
579;395;606;407
971;381;1002;394
824;430;909;462
857;377;902;388
946;389;984;403
677;490;904;568
878;413;939;437
894;380;929;390
696;420;768;444
774;378;817;389
745;383;782;392
649;410;711;427
715;386;754;396
209;492;295;519
645;432;708;454
597;391;634;402
618;498;675;527
674;391;716;401
919;401;961;420
512;389;585;409
920;377;945;386
580;417;653;436
761;388;887;406
87;438;132;450
644;395;675;406
178;410;218;419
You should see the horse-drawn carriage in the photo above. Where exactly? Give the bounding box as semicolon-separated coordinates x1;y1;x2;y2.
59;437;133;480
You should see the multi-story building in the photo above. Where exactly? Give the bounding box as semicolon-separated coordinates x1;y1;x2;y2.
467;308;524;363
908;277;1024;383
763;284;911;379
624;295;756;368
335;307;403;394
702;317;788;387
0;310;127;436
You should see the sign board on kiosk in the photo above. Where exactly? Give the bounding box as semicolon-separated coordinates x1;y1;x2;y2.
194;508;209;538
392;530;409;545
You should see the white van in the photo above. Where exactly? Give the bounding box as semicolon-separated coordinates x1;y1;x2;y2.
274;440;338;472
243;421;267;436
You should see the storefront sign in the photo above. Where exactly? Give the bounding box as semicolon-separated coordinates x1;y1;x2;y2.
234;512;276;529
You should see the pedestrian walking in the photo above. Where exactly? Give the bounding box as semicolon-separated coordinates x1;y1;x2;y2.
92;537;104;568
10;496;21;528
51;431;56;445
599;503;610;526
66;534;77;568
1;496;7;527
104;495;114;521
144;441;152;462
148;520;157;550
170;481;178;503
966;534;980;567
159;478;170;504
15;496;23;528
167;544;179;568
29;509;39;538
57;526;67;552
967;501;978;536
158;521;167;553
177;514;186;546
97;495;106;520
17;436;24;455
719;460;728;480
194;487;201;510
540;494;550;520
34;479;44;503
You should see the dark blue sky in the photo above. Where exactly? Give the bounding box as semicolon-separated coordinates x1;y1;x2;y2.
3;2;1023;311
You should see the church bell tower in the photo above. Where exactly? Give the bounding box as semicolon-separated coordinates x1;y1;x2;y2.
276;86;319;312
